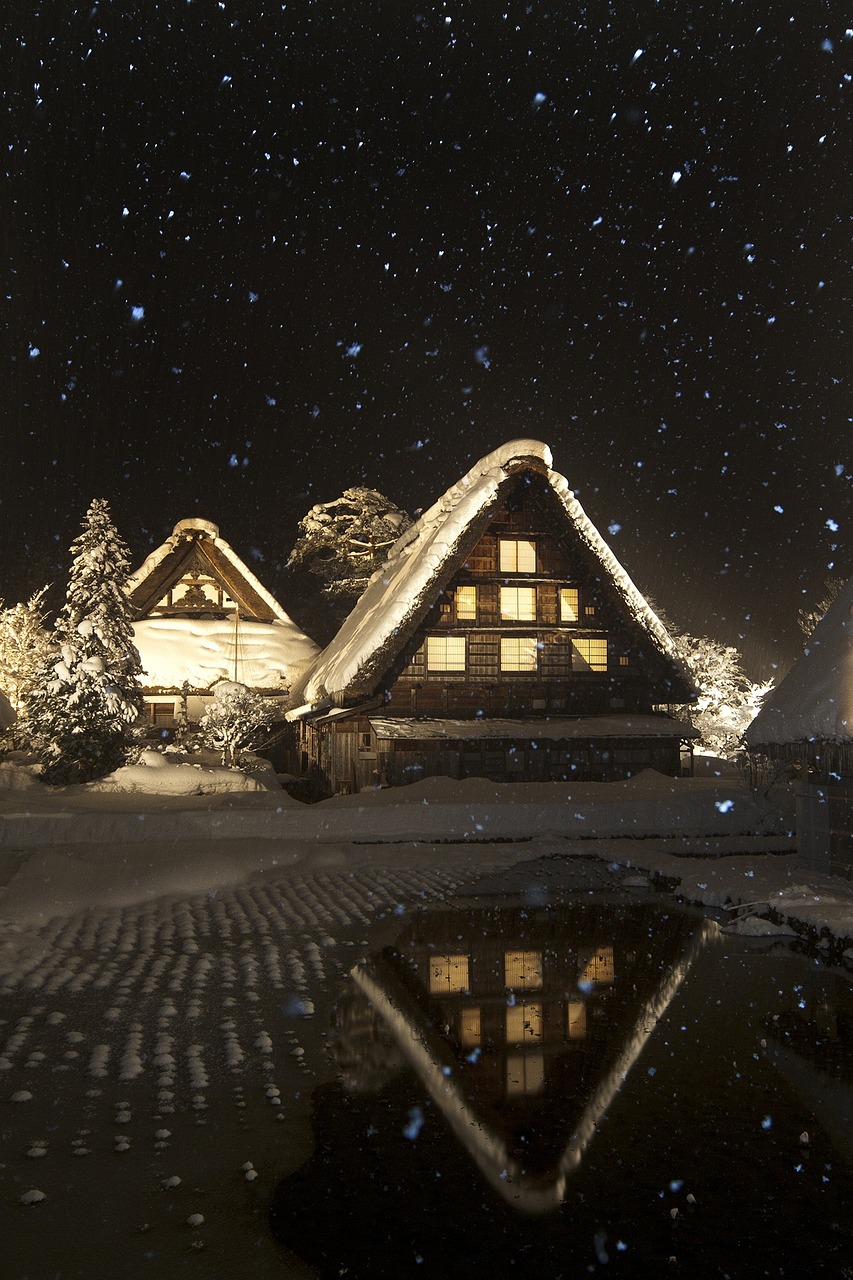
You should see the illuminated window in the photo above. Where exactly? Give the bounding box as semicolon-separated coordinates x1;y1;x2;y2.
578;945;615;987
500;637;538;672
459;1007;481;1047
504;949;543;990
619;655;630;667
429;954;470;994
500;586;536;621
560;587;579;621
426;636;466;672
572;638;608;672
455;585;477;620
506;1052;545;1096
499;539;536;573
567;1000;587;1040
506;1001;543;1043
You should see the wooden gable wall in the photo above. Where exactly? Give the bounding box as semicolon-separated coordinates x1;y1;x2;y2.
381;472;687;720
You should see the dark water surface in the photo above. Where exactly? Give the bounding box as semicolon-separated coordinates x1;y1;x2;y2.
270;896;853;1279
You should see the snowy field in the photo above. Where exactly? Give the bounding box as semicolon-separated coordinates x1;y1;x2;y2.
2;763;853;1278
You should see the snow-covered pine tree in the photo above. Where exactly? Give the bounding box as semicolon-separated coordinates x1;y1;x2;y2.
287;487;411;610
662;633;773;760
198;681;276;768
797;574;845;641
27;500;144;784
0;588;55;745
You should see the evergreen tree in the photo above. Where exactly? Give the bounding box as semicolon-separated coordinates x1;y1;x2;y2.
797;575;845;640
27;500;143;783
198;681;276;768
287;487;411;613
0;588;54;745
662;633;773;759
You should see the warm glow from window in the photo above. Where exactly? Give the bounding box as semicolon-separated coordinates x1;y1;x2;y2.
578;946;615;986
500;637;538;672
499;539;536;573
567;1000;587;1040
572;637;608;672
506;1001;543;1043
455;585;477;620
506;1053;545;1096
504;949;543;989
426;635;466;672
429;954;470;994
500;586;536;620
459;1007;481;1047
560;587;579;621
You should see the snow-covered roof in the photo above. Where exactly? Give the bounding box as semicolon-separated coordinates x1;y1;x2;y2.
127;517;293;625
133;616;318;692
291;439;688;708
745;575;853;745
126;518;320;691
368;715;698;741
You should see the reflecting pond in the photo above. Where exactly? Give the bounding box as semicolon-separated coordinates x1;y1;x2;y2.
271;896;853;1278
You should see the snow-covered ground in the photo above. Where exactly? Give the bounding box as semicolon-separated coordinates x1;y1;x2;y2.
1;757;852;1277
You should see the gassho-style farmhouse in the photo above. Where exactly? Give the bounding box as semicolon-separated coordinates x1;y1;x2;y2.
127;440;703;792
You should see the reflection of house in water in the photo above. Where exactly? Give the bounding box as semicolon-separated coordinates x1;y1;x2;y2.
343;901;714;1208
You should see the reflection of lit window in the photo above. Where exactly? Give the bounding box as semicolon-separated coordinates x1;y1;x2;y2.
504;949;543;989
578;946;615;986
567;1000;587;1040
500;586;536;621
560;587;579;622
500;637;538;672
506;1001;543;1043
506;1053;545;1096
455;585;477;620
426;636;466;672
499;539;536;573
459;1007;481;1047
429;953;470;994
572;637;608;672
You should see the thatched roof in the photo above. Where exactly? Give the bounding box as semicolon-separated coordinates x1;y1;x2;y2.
290;439;691;711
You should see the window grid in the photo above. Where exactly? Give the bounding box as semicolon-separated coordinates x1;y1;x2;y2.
578;946;615;987
426;635;467;672
500;585;537;621
506;1052;545;1097
500;636;539;672
455;585;477;620
559;587;579;622
506;1001;544;1044
572;637;608;672
567;1000;587;1040
504;949;544;990
499;539;537;573
459;1007;481;1047
429;954;470;994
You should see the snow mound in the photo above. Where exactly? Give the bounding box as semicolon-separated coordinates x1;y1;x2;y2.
78;750;270;795
0;761;48;792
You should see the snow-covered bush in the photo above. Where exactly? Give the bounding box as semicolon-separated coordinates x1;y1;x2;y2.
662;633;773;760
198;681;277;768
287;487;411;609
26;500;143;784
0;588;54;747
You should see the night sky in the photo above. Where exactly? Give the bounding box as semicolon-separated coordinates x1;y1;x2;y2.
5;1;850;679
